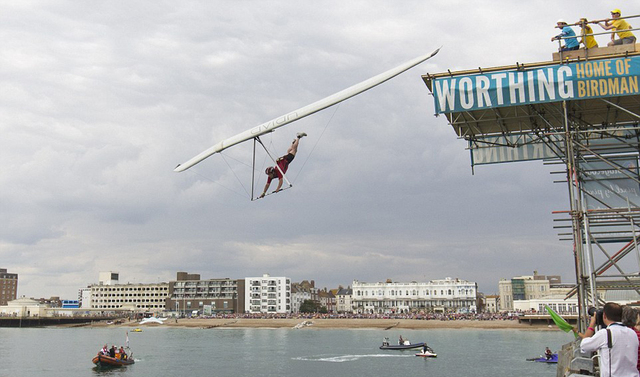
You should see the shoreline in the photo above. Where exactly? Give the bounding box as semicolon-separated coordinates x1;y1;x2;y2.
85;318;558;331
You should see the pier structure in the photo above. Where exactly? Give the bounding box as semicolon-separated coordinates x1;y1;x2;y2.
422;43;640;331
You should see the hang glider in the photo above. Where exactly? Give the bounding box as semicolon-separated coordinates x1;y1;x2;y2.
174;48;441;172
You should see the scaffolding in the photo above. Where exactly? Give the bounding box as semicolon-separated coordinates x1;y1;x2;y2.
422;44;640;331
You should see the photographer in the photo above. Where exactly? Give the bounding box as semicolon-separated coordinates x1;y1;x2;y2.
573;303;639;377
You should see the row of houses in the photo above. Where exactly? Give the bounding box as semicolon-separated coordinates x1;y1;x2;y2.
3;271;480;317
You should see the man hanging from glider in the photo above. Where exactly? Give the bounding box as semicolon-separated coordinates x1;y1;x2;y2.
259;132;307;198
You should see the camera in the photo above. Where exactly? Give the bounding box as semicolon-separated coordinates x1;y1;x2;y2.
588;307;605;327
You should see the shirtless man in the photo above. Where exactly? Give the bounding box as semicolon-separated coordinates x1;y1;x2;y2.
259;132;306;198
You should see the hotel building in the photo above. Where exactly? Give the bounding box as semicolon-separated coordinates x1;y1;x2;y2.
352;277;477;314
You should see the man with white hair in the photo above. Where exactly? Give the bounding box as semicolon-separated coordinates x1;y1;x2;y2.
551;19;579;51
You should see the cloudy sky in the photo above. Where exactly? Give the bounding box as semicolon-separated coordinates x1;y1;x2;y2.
2;1;619;299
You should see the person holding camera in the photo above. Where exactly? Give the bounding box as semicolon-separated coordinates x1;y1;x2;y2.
573;303;639;377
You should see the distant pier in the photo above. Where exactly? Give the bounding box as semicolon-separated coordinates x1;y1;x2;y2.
518;314;578;326
0;316;120;328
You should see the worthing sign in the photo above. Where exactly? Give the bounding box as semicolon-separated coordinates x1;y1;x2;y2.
432;56;640;114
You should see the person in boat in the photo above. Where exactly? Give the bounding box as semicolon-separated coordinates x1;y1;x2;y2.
382;337;389;347
422;344;429;354
100;345;109;356
109;345;116;358
399;335;404;345
259;132;306;198
545;347;553;360
119;346;127;360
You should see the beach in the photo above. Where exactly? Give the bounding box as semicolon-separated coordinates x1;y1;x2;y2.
101;317;556;330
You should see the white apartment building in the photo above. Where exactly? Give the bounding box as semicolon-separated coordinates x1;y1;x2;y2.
245;274;291;314
90;283;169;311
79;287;91;309
352;277;477;314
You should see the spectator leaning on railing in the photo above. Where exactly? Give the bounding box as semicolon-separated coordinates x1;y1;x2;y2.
599;8;636;46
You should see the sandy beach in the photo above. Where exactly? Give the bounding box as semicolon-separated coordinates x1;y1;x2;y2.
102;318;557;331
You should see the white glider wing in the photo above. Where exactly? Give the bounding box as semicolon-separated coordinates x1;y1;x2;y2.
174;48;440;172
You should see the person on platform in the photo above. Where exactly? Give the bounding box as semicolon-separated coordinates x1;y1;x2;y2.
575;302;639;377
259;132;306;198
579;18;599;49
551;19;580;51
599;9;636;46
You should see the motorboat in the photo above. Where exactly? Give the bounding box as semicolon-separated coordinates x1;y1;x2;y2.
415;345;437;358
380;337;426;350
92;354;134;367
527;353;558;363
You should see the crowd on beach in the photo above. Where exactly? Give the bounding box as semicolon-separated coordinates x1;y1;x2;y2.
189;311;521;321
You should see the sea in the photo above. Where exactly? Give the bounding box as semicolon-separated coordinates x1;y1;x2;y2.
0;326;570;377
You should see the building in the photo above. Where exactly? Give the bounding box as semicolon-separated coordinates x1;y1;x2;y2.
352;277;477;314
165;272;244;315
484;295;499;313
245;274;291;314
89;272;169;312
335;287;353;313
79;287;91;309
98;271;120;286
61;300;80;309
0;297;48;317
290;282;312;313
0;268;18;306
318;288;336;313
498;271;560;311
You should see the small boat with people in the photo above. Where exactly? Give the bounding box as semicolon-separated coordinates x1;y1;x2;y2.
415;345;437;358
380;336;426;350
93;344;134;368
92;354;135;367
527;347;558;363
527;354;558;363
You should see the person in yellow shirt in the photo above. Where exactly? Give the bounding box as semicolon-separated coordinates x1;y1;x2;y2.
579;18;598;49
599;8;636;46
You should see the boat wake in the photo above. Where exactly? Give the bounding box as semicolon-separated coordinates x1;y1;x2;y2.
294;354;413;363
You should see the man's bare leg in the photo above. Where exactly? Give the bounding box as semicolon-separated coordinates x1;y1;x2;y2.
287;132;306;155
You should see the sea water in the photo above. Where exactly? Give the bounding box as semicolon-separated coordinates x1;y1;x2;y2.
0;326;569;377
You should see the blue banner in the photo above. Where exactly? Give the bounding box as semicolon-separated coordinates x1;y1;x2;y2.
432;56;640;114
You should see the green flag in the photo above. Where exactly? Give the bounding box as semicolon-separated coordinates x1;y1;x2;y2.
545;305;577;338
